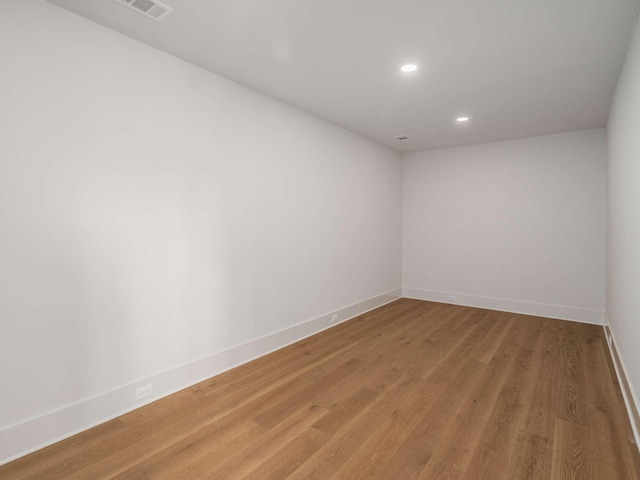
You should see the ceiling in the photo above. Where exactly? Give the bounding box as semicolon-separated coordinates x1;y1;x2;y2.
48;0;640;152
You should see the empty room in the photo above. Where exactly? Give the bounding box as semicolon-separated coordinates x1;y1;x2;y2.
2;0;640;478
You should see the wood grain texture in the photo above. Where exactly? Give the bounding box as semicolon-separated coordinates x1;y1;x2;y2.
1;298;638;480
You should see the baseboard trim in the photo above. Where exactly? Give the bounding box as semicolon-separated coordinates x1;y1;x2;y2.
603;317;640;451
0;287;402;466
402;287;604;325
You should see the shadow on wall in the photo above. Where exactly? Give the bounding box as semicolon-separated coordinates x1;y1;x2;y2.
0;208;132;429
0;151;251;432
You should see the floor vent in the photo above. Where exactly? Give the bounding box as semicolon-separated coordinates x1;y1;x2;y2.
113;0;173;22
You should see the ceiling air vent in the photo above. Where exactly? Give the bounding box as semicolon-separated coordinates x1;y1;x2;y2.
113;0;173;22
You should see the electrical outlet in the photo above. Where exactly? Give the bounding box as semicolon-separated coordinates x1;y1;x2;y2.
331;314;339;323
607;333;613;347
135;384;153;401
448;295;457;302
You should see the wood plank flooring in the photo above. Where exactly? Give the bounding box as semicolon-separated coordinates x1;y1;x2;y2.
1;298;639;479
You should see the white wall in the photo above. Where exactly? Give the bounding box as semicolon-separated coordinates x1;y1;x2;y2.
0;0;402;461
403;130;606;323
607;13;640;430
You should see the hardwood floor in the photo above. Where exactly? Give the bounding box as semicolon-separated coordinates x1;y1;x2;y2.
1;298;639;479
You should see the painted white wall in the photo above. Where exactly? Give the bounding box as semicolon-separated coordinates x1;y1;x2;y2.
0;0;401;440
403;130;606;323
607;13;640;424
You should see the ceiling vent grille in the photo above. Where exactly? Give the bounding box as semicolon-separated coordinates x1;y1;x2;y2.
113;0;173;22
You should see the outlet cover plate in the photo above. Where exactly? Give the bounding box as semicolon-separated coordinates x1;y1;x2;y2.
135;384;153;401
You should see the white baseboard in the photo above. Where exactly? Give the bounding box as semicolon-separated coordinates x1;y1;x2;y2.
603;317;640;451
403;287;605;325
0;288;402;466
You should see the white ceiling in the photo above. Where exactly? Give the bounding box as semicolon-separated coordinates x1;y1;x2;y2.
48;0;640;152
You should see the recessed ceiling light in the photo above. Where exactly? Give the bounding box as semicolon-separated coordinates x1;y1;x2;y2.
456;116;470;122
401;64;418;73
